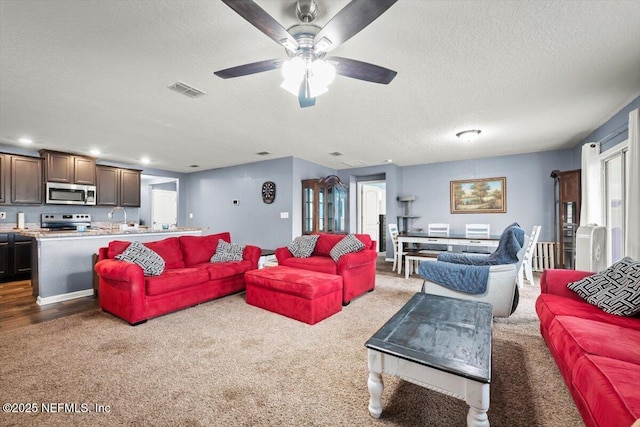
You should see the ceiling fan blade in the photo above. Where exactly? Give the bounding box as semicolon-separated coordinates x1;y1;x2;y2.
221;0;298;51
313;0;397;53
214;58;284;79
327;56;397;84
298;74;316;108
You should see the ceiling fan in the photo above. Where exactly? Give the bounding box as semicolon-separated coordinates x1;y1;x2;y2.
214;0;398;108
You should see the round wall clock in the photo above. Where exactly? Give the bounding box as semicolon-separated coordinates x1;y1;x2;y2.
261;181;276;204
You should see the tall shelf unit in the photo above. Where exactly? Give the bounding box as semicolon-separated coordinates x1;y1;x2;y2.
397;195;421;234
551;169;581;269
302;178;347;234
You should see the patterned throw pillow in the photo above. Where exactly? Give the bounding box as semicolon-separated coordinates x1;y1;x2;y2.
287;235;320;258
329;234;366;262
211;239;245;263
115;241;165;276
567;257;640;316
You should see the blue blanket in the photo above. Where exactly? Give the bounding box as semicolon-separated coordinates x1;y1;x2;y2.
418;223;525;295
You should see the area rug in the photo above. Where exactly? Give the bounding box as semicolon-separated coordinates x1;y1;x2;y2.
0;271;582;426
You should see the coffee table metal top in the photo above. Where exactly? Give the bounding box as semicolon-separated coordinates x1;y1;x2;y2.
365;293;492;383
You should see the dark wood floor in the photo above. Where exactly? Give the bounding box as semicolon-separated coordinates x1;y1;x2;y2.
0;280;99;332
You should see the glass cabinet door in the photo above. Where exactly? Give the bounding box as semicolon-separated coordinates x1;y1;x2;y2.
303;184;314;234
301;178;347;234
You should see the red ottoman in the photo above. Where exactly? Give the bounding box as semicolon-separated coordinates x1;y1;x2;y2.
245;266;343;325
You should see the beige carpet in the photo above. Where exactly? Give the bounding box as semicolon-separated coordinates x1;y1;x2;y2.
0;265;583;427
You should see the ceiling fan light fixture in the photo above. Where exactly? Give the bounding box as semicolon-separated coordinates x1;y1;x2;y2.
456;129;482;142
281;57;335;98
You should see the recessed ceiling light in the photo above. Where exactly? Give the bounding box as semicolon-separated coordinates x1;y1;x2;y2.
140;157;151;164
18;138;33;144
456;129;482;142
89;149;100;156
386;159;393;163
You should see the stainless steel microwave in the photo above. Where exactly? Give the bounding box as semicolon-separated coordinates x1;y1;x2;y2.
45;182;97;205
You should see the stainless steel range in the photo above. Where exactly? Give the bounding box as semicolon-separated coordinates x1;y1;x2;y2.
41;213;92;231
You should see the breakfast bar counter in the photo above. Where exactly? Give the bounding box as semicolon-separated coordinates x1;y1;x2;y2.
20;228;203;305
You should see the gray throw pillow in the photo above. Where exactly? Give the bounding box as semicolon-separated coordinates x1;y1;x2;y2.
567;257;640;316
211;239;245;263
115;241;165;276
330;234;365;262
287;235;320;258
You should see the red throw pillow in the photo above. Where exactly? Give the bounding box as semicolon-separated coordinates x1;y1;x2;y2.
180;233;231;266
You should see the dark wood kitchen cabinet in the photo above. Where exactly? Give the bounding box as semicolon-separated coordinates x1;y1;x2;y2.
6;154;43;205
0;233;32;283
0;153;43;205
96;165;141;207
39;150;96;185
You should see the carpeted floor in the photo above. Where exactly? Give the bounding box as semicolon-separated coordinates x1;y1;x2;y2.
0;261;583;426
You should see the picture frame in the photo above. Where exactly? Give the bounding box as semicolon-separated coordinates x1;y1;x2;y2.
450;177;506;214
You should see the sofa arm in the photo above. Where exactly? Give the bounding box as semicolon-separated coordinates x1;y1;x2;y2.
337;249;378;272
243;245;261;269
540;269;594;300
95;259;145;283
275;246;293;263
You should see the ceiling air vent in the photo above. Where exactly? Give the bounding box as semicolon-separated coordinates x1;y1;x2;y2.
256;151;271;156
329;151;343;156
168;81;206;98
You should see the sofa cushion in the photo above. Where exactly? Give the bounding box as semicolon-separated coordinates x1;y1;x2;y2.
279;256;338;275
536;294;640;331
547;315;640;369
287;234;320;258
572;355;640;427
115;241;165;276
202;260;254;280
568;257;640;316
108;237;185;269
145;267;209;296
330;233;365;261
312;232;372;256
211;239;245;262
180;233;230;266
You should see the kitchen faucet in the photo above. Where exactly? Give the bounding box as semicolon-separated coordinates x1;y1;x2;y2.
108;206;127;225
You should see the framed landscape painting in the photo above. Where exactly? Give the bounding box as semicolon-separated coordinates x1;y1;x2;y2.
450;177;506;214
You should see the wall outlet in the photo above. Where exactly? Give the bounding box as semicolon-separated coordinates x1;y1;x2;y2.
0;212;5;219
189;213;193;219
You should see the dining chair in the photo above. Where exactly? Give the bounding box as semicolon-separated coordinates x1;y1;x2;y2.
464;224;492;254
517;225;542;288
388;223;402;273
419;223;450;258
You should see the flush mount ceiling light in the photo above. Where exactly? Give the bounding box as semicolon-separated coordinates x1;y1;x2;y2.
18;137;33;144
456;129;482;142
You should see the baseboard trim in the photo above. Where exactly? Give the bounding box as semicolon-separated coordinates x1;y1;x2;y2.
37;289;94;306
384;258;393;262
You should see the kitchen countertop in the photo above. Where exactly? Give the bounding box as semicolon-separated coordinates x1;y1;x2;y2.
18;227;202;238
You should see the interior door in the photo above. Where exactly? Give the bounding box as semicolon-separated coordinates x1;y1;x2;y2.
360;183;383;251
152;189;177;229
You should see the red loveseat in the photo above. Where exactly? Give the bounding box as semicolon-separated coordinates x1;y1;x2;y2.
275;232;377;305
95;232;260;325
535;269;640;427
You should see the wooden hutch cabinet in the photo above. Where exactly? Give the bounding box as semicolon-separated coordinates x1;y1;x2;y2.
302;178;347;234
551;169;581;269
39;149;96;185
96;165;141;207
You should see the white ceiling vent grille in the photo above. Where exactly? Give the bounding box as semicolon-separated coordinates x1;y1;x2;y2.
168;81;206;98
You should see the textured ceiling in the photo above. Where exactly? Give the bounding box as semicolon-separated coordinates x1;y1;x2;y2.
1;0;639;173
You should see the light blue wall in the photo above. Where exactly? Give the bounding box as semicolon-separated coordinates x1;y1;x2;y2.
183;157;296;249
572;95;640;165
401;150;574;244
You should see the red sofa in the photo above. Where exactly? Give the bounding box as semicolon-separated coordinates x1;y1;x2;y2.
95;232;260;325
535;269;640;427
275;232;377;305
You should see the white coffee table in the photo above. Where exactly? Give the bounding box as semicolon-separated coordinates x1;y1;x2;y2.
365;293;493;427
